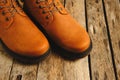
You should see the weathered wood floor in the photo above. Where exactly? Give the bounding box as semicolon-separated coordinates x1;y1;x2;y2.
0;0;120;80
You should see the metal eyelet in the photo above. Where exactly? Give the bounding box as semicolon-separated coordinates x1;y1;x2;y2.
2;11;6;15
0;6;3;9
39;5;42;8
46;16;49;19
42;10;46;14
36;1;39;4
5;17;9;21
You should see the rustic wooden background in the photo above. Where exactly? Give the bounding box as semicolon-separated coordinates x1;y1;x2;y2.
0;0;120;80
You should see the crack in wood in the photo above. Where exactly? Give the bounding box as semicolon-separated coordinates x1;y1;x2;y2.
94;71;99;80
119;40;120;49
118;70;120;79
112;19;115;28
93;26;96;34
90;24;96;35
103;39;109;52
104;72;108;80
99;22;102;27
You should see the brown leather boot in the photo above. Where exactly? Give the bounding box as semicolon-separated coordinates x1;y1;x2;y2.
24;0;92;59
0;0;50;63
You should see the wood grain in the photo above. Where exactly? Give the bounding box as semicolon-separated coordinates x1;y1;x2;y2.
0;43;13;80
86;0;116;80
103;0;120;79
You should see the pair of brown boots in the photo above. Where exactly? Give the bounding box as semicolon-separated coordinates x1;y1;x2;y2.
0;0;92;63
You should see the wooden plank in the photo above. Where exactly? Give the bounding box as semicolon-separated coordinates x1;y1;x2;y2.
9;61;38;80
37;0;90;80
0;43;13;80
86;0;116;80
103;0;120;79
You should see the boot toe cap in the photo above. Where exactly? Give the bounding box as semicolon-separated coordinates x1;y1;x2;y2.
69;39;91;53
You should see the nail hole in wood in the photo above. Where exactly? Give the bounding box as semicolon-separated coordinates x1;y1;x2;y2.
96;0;99;3
92;17;95;20
16;75;22;80
99;22;101;27
71;1;74;7
103;39;108;47
103;39;109;52
97;8;99;12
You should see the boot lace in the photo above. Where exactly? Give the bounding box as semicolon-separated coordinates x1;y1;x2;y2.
0;0;23;21
36;0;59;19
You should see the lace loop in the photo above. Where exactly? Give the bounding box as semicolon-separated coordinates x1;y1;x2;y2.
36;0;58;19
39;5;46;9
36;0;46;3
